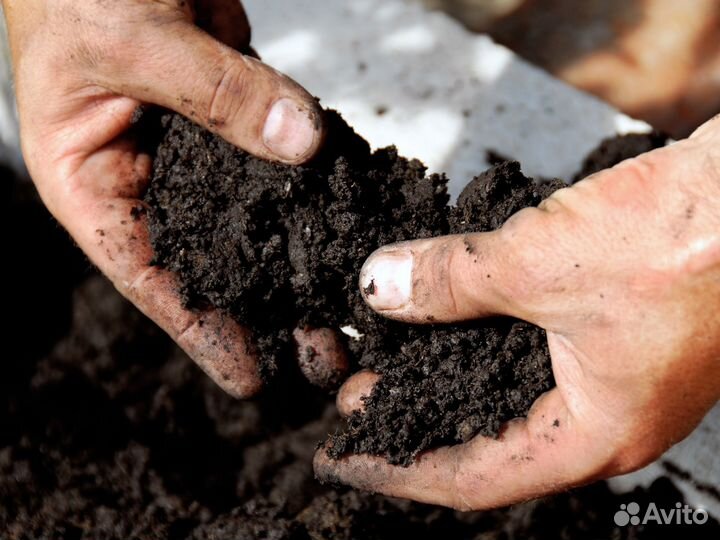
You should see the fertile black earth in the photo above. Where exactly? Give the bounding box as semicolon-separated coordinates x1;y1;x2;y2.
144;110;669;466
5;129;719;537
8;0;708;512
145;111;564;465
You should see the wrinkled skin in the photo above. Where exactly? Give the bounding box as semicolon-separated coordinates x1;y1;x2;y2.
2;0;345;397
315;121;720;510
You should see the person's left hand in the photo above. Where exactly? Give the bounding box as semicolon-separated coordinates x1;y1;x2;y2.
4;0;345;397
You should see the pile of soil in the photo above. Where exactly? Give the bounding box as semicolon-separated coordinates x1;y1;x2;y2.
145;110;450;379
3;138;718;538
146;112;564;464
145;111;667;465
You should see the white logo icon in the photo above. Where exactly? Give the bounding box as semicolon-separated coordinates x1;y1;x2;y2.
614;502;641;526
613;501;709;527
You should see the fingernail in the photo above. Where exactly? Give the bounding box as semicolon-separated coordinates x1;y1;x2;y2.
360;250;413;310
263;98;317;161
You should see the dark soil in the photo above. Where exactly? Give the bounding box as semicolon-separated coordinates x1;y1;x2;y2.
573;131;669;181
3;140;719;538
145;110;449;381
328;162;564;464
146;112;563;464
144;112;671;465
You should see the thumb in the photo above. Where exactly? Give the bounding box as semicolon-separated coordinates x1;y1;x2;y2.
359;209;550;324
104;21;323;164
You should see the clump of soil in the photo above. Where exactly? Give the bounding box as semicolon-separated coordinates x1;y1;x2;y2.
573;131;669;181
146;111;562;464
328;163;564;464
3;142;719;539
146;111;449;380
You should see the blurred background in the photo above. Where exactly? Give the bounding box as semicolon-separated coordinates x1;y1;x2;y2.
419;0;720;138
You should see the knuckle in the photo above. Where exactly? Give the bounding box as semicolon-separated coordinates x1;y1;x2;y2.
205;59;251;128
536;185;574;213
448;447;483;511
610;153;659;195
494;208;552;306
413;238;460;315
441;238;465;316
453;467;482;511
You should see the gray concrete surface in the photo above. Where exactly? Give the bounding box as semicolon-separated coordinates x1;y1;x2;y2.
244;0;650;199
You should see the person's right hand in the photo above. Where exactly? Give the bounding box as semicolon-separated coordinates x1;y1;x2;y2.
3;0;346;397
315;119;720;510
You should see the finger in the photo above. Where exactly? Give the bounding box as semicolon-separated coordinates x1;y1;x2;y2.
359;219;545;324
293;327;350;390
315;388;623;510
336;370;380;417
100;20;323;164
48;139;263;398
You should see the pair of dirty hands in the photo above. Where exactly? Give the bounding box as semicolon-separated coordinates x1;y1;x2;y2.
5;0;719;510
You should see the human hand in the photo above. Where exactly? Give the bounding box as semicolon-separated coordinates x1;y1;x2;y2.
3;0;344;397
315;120;720;509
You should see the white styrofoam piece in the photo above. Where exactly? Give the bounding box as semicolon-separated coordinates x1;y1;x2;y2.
246;0;650;198
246;0;719;514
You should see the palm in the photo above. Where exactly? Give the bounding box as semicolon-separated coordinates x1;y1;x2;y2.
30;89;263;396
9;0;330;396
